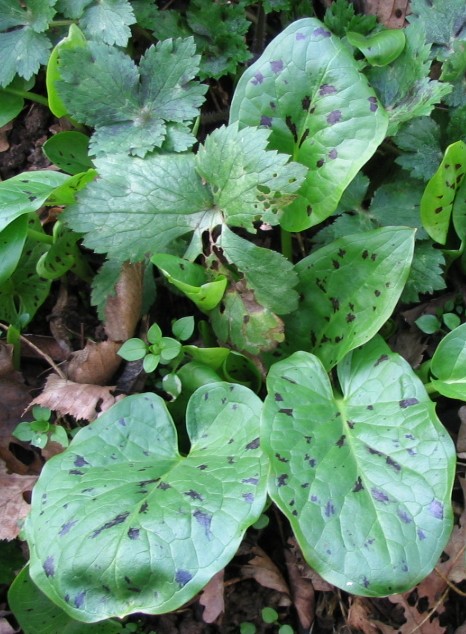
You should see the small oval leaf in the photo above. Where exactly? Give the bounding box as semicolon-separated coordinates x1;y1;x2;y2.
431;323;466;399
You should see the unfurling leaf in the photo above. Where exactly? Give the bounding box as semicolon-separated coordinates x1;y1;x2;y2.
262;336;455;596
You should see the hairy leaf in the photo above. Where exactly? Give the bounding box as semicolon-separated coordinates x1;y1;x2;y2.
64;125;306;261
282;227;415;370
78;0;135;46
230;17;388;231
57;38;207;157
409;0;466;62
262;337;455;596
25;386;267;621
324;0;377;38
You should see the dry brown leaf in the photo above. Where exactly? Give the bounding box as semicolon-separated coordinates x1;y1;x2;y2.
241;545;290;597
0;460;37;540
31;373;119;421
454;623;466;634
105;262;144;342
0;122;13;153
363;0;409;28
388;593;446;634
66;340;122;385
0;618;17;634
199;569;225;624
346;597;384;634
287;537;333;592
284;542;315;629
457;406;466;457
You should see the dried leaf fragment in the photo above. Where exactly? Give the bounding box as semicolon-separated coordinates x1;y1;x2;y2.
0;460;37;540
199;569;225;624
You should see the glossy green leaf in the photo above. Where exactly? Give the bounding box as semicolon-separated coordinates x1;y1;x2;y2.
415;314;441;334
46;24;87;118
118;338;147;361
347;29;406;66
0;171;69;232
282;227;415;370
172;316;194;341
183;345;230;370
8;567;122;634
43;132;93;175
0;215;28;285
151;254;227;311
36;223;86;281
420;141;466;244
262;336;455;596
46;169;97;206
25;387;267;621
0;89;23;126
230;18;388;231
452;174;466;240
430;323;466;399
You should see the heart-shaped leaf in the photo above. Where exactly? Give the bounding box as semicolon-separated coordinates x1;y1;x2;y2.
262;336;455;596
25;385;267;622
430;323;466;399
281;227;415;370
230;18;388;231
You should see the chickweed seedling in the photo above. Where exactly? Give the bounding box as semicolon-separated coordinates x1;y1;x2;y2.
13;406;69;449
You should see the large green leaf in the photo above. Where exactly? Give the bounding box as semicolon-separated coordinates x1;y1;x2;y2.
229;18;388;231
281;227;415;370
430;323;466;399
262;336;455;596
25;386;267;622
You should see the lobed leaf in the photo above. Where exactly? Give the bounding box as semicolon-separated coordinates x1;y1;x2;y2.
262;336;455;596
282;227;415;370
230;18;388;231
56;38;207;157
25;386;267;621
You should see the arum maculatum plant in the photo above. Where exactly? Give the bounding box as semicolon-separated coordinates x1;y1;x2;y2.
12;13;459;627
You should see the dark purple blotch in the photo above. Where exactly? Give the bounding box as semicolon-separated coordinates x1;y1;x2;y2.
324;500;335;517
117;417;127;427
397;509;412;524
429;499;444;519
399;398;419;408
368;96;378;112
279;408;293;417
242;477;259;485
175;570;192;587
352;476;364;493
251;72;264;85
259;115;271;128
374;354;389;367
296;32;307;40
157;481;171;490
139;502;148;514
43;555;55;577
246;437;260;450
311;495;319;502
327;110;342;125
69;469;83;476
91;512;130;538
386;456;401;472
328;148;338;160
277;474;288;487
128;527;140;540
316;158;325;168
185;489;204;501
194;509;213;538
417;529;426;540
74;591;85;608
270;59;284;73
362;576;370;588
336;434;346;448
371;488;389;503
243;492;255;503
319;84;337;96
73;455;89;467
59;519;78;536
313;27;331;38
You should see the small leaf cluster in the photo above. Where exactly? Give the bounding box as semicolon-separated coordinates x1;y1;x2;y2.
13;406;68;449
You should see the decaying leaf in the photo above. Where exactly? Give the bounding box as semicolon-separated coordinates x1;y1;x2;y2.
387;593;446;634
364;0;409;29
346;597;385;634
31;374;119;421
241;545;290;597
284;539;315;629
66;340;121;385
0;460;37;540
199;569;225;624
104;262;144;342
0;617;16;634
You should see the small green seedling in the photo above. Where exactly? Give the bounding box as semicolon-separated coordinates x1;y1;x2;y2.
241;608;295;634
13;406;69;449
415;298;463;335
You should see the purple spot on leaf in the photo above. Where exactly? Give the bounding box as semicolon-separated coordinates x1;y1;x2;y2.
400;398;419;408
43;556;55;577
386;456;401;472
324;500;335;517
328;148;338;159
128;528;140;540
270;59;284;73
279;408;293;416
311;495;319;502
371;488;389;503
417;529;426;540
397;509;412;524
59;519;78;536
368;96;378;112
185;489;204;501
157;481;171;490
277;474;288;487
91;512;130;538
319;84;337;96
175;570;192;587
429;499;444;519
317;158;325;168
313;27;331;38
73;455;89;467
74;591;85;608
327;110;342;125
242;477;259;485
260;115;273;128
252;72;264;85
243;492;255;503
296;32;307;40
194;509;213;538
246;437;260;450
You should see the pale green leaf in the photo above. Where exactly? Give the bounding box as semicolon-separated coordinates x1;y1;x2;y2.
431;323;466;399
230;17;388;231
347;29;406;67
25;387;267;620
0;90;24;127
282;227;415;370
262;337;455;596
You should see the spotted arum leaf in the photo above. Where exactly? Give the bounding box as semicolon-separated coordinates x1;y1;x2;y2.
63;124;306;262
420;141;466;244
229;18;388;231
25;386;267;622
430;323;466;400
282;227;415;370
262;336;455;596
56;37;207;157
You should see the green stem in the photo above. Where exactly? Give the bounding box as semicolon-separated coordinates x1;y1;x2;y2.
6;325;21;370
27;229;54;245
2;87;49;108
280;227;293;261
49;19;75;27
